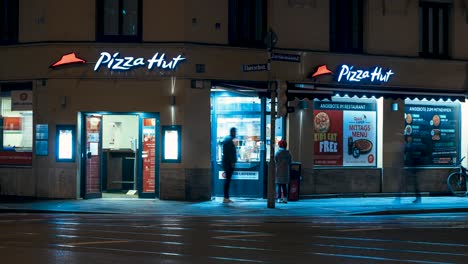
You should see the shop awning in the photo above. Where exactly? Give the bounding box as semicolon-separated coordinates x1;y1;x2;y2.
211;81;333;100
291;83;467;102
211;81;467;102
211;81;270;98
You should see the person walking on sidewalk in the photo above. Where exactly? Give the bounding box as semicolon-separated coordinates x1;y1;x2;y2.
275;140;292;203
405;136;421;203
393;132;406;204
222;127;237;203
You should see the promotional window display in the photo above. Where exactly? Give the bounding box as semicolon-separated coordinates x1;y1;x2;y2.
35;124;48;156
313;99;377;167
404;100;461;166
142;118;156;193
0;96;33;166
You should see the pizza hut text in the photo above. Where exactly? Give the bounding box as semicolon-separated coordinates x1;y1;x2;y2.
94;52;186;72
337;64;394;83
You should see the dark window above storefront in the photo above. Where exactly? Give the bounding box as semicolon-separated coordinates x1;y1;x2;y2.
330;0;363;53
0;0;18;45
96;0;142;42
228;0;267;48
419;1;450;59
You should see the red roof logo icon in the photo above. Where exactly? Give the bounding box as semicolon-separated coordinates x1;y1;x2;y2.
50;52;86;68
311;64;333;78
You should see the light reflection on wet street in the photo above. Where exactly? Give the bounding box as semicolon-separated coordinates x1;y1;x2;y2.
0;213;467;263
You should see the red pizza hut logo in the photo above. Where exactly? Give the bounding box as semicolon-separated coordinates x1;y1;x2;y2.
311;64;333;78
50;52;86;68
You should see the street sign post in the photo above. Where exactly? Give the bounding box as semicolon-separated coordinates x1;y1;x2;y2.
265;29;278;209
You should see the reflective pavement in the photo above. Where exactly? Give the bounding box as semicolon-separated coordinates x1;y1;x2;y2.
1;195;468;216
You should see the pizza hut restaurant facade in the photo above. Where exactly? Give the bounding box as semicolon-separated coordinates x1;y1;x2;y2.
286;53;468;196
0;44;467;200
0;45;217;200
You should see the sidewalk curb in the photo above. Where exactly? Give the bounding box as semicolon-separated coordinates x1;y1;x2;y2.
353;207;468;216
0;209;115;214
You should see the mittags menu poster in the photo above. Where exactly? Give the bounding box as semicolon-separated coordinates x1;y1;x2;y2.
313;100;377;167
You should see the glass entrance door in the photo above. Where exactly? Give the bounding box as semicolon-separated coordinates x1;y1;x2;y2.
212;93;265;198
80;112;159;199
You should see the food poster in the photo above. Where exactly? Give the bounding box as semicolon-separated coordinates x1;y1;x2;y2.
3;117;22;130
313;104;344;166
404;102;460;166
314;101;377;167
343;110;377;166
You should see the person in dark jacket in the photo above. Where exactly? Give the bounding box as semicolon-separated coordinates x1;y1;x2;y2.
275;140;292;203
222;127;237;203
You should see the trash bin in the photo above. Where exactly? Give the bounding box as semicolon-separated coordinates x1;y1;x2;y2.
288;162;302;201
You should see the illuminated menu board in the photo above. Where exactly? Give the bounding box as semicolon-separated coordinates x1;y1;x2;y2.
313;99;377;167
404;101;461;166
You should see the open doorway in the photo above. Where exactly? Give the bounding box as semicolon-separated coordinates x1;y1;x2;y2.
80;112;159;199
101;114;139;198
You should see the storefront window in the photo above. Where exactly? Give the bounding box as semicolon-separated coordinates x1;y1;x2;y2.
265;98;285;160
0;96;33;166
214;95;263;163
216;96;262;112
56;125;75;162
162;125;181;163
213;93;284;162
266;115;284;161
313;96;378;167
404;99;461;166
216;115;261;163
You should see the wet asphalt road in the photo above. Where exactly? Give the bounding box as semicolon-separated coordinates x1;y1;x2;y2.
0;212;467;264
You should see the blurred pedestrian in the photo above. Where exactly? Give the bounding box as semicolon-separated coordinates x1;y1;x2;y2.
222;127;237;203
406;139;421;203
393;132;406;204
275;139;292;203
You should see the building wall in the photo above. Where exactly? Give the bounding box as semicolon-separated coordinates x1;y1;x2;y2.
366;0;419;56
270;0;329;51
0;168;35;197
20;0;95;42
1;1;467;199
48;77;208;200
0;42;467;199
14;1;468;60
452;0;468;59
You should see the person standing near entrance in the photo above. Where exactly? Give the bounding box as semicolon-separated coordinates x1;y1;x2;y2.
275;140;292;203
222;127;237;203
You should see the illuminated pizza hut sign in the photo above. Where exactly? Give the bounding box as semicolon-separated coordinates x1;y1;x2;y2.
93;52;186;71
336;64;394;83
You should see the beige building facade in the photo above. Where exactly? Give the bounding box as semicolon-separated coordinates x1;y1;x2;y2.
0;0;467;200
